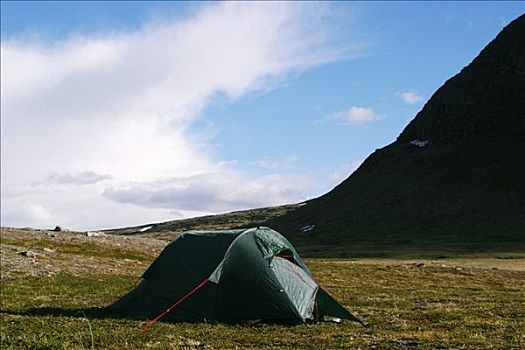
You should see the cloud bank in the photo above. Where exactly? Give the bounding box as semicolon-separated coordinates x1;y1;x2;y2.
103;172;312;213
1;2;359;230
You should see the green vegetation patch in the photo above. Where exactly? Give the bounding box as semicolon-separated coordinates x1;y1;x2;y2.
1;261;524;349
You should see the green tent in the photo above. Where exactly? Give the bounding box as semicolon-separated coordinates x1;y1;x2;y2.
110;227;361;324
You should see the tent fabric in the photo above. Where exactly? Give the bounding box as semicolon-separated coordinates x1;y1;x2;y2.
270;256;317;319
110;226;360;324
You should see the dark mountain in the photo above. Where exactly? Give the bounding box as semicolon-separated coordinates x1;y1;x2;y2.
268;14;525;257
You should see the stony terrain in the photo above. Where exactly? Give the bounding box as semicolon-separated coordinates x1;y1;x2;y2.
1;227;166;279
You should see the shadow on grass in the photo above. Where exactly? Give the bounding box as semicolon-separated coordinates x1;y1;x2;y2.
0;307;135;321
1;308;366;327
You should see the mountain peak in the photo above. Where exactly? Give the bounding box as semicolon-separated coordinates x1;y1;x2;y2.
397;14;525;146
271;14;525;256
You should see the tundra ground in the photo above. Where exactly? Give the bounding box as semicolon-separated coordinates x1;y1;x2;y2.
1;228;524;349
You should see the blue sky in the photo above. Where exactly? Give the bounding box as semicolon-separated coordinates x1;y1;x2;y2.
1;2;523;230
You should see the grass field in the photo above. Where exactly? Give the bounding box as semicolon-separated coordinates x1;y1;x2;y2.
1;229;524;349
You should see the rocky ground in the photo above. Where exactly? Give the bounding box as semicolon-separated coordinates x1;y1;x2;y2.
0;227;165;280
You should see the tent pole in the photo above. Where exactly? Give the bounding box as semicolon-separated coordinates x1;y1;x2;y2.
143;278;209;329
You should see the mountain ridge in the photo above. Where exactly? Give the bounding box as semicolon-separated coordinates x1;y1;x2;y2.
267;14;525;255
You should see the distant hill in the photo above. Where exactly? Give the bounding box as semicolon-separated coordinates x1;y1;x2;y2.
103;205;298;240
267;14;525;257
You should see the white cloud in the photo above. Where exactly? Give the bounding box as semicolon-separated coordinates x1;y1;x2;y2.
0;184;180;230
34;171;112;186
1;202;50;228
251;153;299;169
21;203;51;223
326;106;378;125
103;171;312;213
397;90;423;105
1;2;360;230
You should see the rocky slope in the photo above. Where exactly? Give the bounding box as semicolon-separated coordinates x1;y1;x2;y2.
0;227;165;279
